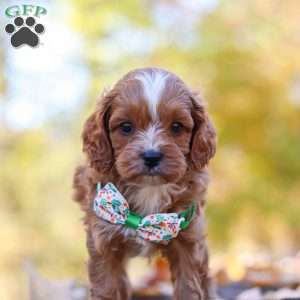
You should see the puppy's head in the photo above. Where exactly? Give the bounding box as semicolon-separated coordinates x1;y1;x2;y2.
82;68;216;185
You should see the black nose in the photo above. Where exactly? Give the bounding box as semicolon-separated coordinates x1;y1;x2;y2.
143;150;163;168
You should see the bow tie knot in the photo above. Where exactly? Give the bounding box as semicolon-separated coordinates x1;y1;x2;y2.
93;183;196;242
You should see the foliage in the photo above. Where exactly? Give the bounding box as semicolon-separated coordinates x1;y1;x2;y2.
0;0;300;299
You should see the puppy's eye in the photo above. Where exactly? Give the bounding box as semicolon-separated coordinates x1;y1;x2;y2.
170;122;184;134
119;122;134;135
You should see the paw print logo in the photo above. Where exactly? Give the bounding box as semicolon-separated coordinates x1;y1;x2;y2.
5;16;45;48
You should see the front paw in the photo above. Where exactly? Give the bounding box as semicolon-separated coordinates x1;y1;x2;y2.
89;284;130;300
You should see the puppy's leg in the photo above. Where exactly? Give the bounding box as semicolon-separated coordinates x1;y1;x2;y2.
164;235;211;300
87;231;130;300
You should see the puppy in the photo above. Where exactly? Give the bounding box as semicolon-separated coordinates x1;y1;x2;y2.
73;67;216;300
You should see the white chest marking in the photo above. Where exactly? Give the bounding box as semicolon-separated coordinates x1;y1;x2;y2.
131;184;172;216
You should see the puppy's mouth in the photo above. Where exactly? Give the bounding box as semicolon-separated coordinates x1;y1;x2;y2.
141;173;166;185
145;166;161;176
116;153;186;185
124;166;166;185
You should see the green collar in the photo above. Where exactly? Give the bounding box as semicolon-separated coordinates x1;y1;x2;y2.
124;202;196;230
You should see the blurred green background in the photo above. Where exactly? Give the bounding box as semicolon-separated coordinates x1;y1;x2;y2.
1;0;300;299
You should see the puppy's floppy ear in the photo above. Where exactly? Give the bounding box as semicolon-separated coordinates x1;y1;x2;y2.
82;93;113;173
190;93;216;171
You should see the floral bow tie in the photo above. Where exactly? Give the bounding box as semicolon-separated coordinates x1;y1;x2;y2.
93;183;196;243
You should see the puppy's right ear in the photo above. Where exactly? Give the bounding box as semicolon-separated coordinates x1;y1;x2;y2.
82;93;113;173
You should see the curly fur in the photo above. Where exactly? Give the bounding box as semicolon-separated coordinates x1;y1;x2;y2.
73;67;216;300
